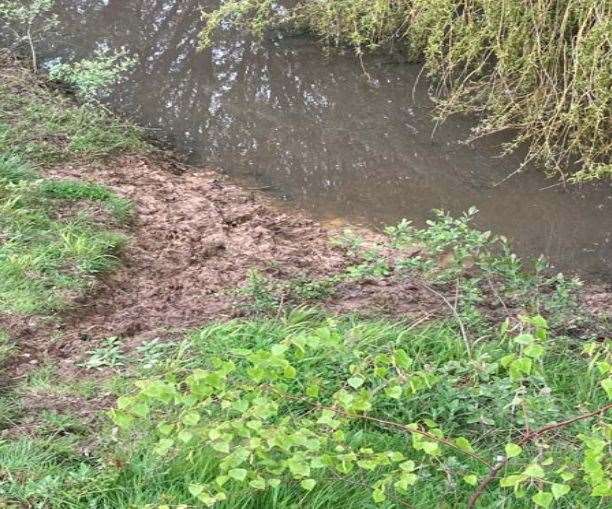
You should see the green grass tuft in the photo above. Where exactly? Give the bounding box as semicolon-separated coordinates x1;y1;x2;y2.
0;156;128;314
0;79;146;167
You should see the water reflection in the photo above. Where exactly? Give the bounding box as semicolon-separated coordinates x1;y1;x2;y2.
39;0;611;278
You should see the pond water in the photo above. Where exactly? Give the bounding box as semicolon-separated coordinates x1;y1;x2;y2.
38;0;611;279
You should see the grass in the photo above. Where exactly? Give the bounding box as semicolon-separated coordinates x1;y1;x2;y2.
0;310;607;508
0;155;128;314
0;56;143;314
0;66;146;166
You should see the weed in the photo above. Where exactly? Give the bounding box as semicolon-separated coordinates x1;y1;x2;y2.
236;270;280;314
83;337;125;370
331;228;364;256
134;338;177;370
104;312;610;508
49;47;136;100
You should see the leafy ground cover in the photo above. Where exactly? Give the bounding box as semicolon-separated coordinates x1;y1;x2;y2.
1;309;609;508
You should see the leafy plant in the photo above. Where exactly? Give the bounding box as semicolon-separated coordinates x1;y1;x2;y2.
0;0;58;70
49;48;136;100
135;339;177;370
83;337;125;370
111;313;611;507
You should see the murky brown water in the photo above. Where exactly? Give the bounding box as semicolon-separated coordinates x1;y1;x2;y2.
36;0;611;279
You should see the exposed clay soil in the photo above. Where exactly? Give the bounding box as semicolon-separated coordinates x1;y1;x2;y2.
4;153;611;382
2;154;445;382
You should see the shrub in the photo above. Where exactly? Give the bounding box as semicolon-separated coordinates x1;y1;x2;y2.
110;311;611;507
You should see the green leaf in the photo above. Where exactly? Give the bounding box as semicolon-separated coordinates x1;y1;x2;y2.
455;437;474;452
372;488;386;503
505;443;522;458
523;464;545;478
395;473;418;490
524;344;545;359
422;441;440;455
394;349;413;369
212;441;230;454
500;354;515;368
268;478;281;488
514;333;535;345
384;385;402;399
287;457;311;478
509;357;532;380
130;401;149;418
109;409;133;429
188;483;204;497
463;474;478;486
157;422;174;435
215;475;229;487
347;376;365;389
306;384;319;398
317;409;340;429
300;479;316;491
153;438;174;456
399;460;415;472
600;377;612;399
271;344;288;356
116;395;134;410
249;477;266;490
500;474;525;488
283;365;297;379
178;430;194;443
532;491;553;508
551;483;570;500
182;411;200;426
228;468;248;482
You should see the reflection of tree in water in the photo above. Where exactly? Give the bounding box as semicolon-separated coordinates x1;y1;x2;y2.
43;0;611;277
48;0;438;200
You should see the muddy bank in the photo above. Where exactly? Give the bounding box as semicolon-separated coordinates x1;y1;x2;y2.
4;153;446;379
0;52;608;389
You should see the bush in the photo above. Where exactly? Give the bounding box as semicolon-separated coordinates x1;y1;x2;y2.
110;311;611;507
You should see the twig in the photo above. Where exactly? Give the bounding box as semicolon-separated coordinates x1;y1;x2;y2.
468;402;612;508
416;279;472;359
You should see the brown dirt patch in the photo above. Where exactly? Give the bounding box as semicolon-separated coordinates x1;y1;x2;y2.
2;154;441;381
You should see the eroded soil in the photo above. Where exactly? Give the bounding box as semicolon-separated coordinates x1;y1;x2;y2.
2;154;444;383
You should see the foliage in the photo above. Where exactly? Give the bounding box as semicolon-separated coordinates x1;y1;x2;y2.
2;0;137;106
82;337;126;370
48;48;136;100
0;0;57;70
200;0;611;182
237;208;589;338
106;311;610;507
